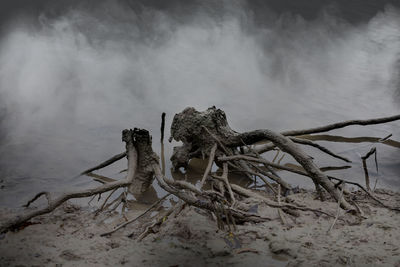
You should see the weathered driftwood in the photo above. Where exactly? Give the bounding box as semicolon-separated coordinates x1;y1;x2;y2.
289;137;351;163
280;114;400;136
81;151;126;175
361;147;377;192
0;129;137;233
169;107;355;209
126;129;158;198
1;106;400;235
0;126;269;234
0;128;158;233
169;106;237;169
100;193;171;237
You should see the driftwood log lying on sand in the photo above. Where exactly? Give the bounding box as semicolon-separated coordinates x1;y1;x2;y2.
1;107;400;235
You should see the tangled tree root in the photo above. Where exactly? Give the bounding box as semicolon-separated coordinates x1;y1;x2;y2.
1;107;400;235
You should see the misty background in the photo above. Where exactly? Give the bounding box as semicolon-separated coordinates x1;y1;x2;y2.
0;0;400;207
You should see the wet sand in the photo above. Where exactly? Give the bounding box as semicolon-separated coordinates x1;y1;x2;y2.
1;189;399;267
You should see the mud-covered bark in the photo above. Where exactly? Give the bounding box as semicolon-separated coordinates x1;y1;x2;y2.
3;107;399;234
0;128;159;234
228;129;354;210
169;106;237;169
169;107;355;210
126;129;159;198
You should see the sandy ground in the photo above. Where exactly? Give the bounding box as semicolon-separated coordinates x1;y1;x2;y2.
1;189;400;267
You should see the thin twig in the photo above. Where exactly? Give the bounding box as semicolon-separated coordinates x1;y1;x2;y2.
247;162;278;194
277;185;287;225
361;147;376;191
160;112;166;143
231;184;335;218
240;139;285;192
221;163;236;205
219;154;308;177
23;192;52;207
96;188;119;215
328;187;344;233
328;176;400;212
81;152;127;175
85;173;116;184
272;149;280;163
136;203;178;241
203;126;253;181
199;143;217;189
161;113;166;175
101;193;171;236
290;137;351;163
281;114;400;136
378;133;392;142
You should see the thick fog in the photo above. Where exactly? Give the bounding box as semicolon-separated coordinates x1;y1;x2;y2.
0;0;399;205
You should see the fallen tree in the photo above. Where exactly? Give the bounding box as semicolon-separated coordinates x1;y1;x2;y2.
1;107;400;235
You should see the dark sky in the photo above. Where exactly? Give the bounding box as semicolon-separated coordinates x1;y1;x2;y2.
1;0;400;27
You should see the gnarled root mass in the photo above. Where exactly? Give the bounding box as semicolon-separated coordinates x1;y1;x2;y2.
170;107;353;210
1;106;400;235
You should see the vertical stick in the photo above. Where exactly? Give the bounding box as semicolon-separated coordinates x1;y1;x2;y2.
328;186;344;233
161;112;166;143
161;142;166;176
277;184;287;225
199;143;217;189
361;147;376;192
362;159;370;191
160;113;166;175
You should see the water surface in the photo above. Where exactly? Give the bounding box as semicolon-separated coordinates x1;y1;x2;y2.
0;0;399;208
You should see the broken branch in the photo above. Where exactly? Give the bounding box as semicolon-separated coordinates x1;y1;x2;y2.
281;114;400;136
81;152;126;175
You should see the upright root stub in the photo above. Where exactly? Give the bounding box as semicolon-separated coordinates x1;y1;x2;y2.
169;106;236;170
124;128;159;198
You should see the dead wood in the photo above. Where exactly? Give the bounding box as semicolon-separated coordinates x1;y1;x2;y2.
327;176;400;212
168;107;400;212
289;137;351;163
2;106;400;235
281;114;400;136
160;112;166;143
0;128;148;233
301;134;400;148
169;106;237;169
81;152;126;175
170;108;340;209
230;184;335;218
327;187;344;233
152;163;269;224
361;147;377;191
276;184;287;225
101;193;171;237
199;143;217;189
230;128;348;209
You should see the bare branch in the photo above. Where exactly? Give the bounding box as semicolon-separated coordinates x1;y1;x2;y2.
85;173;116;184
160;112;166;143
361;147;377;191
81;152;126;175
101;193;171;236
281;114;400;136
199;143;217;189
219;154;308;177
230;184;335;218
290;137;351;163
0;128;140;234
327;176;400;212
23;192;51;207
152;164;270;223
227;129;354;210
327;186;344;233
